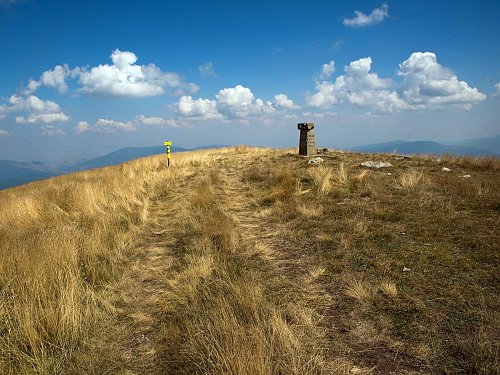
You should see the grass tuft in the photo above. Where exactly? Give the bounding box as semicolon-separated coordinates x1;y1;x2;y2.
308;165;333;194
398;170;429;190
344;279;375;303
379;281;398;298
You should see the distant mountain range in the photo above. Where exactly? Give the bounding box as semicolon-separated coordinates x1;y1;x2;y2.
349;135;500;156
69;145;189;171
1;136;498;190
0;145;189;190
454;135;500;154
0;160;59;190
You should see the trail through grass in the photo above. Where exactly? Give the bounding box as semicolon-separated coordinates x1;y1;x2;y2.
71;147;348;374
2;147;498;374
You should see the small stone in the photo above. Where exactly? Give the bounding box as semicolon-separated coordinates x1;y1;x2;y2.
308;157;324;165
460;174;472;178
441;167;451;172
403;267;411;272
360;161;393;169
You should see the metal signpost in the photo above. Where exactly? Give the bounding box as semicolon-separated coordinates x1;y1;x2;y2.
164;141;172;166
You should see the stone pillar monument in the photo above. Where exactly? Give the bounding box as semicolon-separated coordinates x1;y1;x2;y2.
298;122;316;156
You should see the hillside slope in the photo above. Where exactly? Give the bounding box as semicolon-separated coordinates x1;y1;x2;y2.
1;148;498;374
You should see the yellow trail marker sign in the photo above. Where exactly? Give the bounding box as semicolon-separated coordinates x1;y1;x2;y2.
164;141;172;166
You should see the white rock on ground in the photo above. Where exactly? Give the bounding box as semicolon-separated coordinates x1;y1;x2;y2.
308;157;324;165
360;161;393;169
442;167;451;172
460;174;472;178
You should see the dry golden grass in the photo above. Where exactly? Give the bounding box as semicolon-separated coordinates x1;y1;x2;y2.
157;170;340;375
337;162;349;184
0;165;154;373
1;146;498;374
344;279;376;303
397;170;429;190
308;165;333;194
379;281;398;298
256;149;499;374
0;148;244;373
297;203;324;217
355;169;370;183
430;153;500;171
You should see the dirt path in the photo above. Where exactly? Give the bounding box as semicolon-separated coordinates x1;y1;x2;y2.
123;163;263;371
80;151;332;374
76;168;195;374
217;160;315;278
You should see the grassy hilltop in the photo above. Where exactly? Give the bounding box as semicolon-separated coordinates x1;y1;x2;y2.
0;147;498;374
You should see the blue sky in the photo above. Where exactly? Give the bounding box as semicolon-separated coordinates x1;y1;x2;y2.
1;0;499;161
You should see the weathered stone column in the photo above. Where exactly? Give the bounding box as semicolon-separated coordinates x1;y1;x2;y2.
298;122;317;156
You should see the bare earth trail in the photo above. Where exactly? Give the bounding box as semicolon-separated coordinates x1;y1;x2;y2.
84;151;327;374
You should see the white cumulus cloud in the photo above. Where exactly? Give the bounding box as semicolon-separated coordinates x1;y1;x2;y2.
21;79;41;96
398;52;486;108
307;52;486;112
215;85;275;118
274;94;298;109
75;115;181;133
75;49;198;97
9;94;61;113
95;118;135;132
135;115;179;127
74;118;136;133
177;96;221;119
307;57;407;111
40;64;70;93
7;95;70;124
216;85;254;107
493;82;500;96
75;121;91;134
19;50;197;98
319;60;335;79
21;64;71;95
176;85;296;120
17;113;70;124
343;3;389;27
